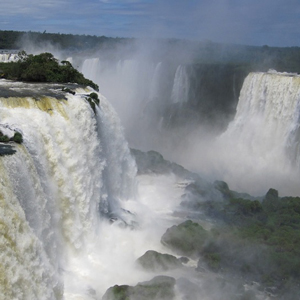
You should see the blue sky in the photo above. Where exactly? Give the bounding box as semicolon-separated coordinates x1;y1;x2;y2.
1;0;300;47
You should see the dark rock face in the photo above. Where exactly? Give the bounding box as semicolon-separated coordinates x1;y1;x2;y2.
130;148;198;180
0;143;16;156
136;250;182;272
102;276;176;300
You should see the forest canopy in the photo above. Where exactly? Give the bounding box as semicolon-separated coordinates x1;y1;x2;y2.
1;30;300;73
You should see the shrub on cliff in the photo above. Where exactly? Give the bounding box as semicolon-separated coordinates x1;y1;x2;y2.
0;130;23;144
0;51;99;91
11;132;23;144
85;92;100;113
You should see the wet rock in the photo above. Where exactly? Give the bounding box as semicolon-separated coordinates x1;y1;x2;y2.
0;143;16;156
136;250;182;272
102;275;176;300
161;220;209;258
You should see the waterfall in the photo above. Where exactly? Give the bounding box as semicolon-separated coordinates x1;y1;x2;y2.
149;62;163;101
211;71;300;195
95;96;137;219
222;71;300;165
79;57;190;111
0;53;18;62
0;80;136;299
81;58;101;84
171;65;190;104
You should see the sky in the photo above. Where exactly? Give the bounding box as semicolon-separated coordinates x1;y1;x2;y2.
1;0;300;47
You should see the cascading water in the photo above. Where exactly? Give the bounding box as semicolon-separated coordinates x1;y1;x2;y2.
186;71;300;196
0;53;18;62
149;62;163;102
0;80;137;299
221;71;300;171
95;97;137;220
171;65;190;104
81;58;101;84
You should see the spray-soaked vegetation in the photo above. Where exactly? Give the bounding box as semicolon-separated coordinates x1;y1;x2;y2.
0;130;23;144
85;92;100;113
130;149;300;299
0;51;99;91
102;276;176;300
0;130;22;156
177;181;300;298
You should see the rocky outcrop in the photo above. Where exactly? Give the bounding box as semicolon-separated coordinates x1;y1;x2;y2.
136;250;182;272
161;220;209;258
102;276;176;300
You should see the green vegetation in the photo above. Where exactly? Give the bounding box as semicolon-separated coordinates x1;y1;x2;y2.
176;185;300;296
161;220;209;258
0;30;23;49
0;130;22;156
0;30;131;51
11;132;23;144
0;130;23;144
0;51;99;91
0;134;10;143
85;92;100;113
191;42;300;73
102;276;176;300
136;250;182;272
61;87;75;95
1;30;300;74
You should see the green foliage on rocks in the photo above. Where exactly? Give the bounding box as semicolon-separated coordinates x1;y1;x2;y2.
0;30;130;52
174;183;300;294
0;130;23;144
161;220;209;258
136;250;182;272
0;51;99;91
102;276;176;300
11;132;23;144
0;130;22;156
61;87;76;95
85;92;100;113
0;134;9;143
